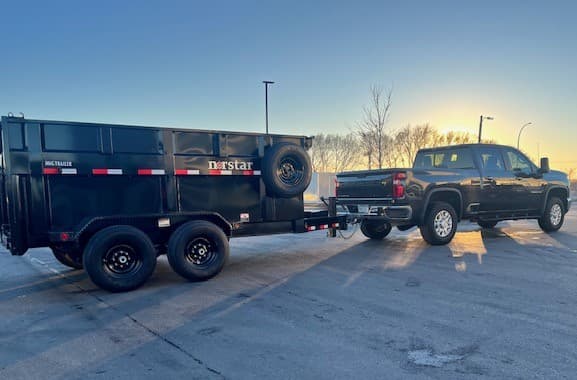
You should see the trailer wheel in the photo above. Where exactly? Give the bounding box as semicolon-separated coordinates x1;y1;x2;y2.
51;247;83;270
262;143;312;198
167;221;229;282
360;220;392;239
419;202;457;245
83;226;157;292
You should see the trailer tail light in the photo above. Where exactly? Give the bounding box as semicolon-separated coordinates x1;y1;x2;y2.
392;172;406;199
60;232;71;241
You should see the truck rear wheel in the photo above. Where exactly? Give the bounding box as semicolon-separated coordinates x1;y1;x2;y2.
360;220;392;239
167;221;229;282
83;226;157;292
419;202;457;245
538;196;564;232
51;247;83;270
262;143;312;198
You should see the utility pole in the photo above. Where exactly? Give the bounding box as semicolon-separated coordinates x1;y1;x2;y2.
263;81;274;134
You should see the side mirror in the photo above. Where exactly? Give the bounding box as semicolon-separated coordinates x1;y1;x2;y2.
540;157;550;173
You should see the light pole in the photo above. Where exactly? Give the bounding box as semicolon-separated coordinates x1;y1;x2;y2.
263;81;274;134
478;115;494;143
516;122;532;149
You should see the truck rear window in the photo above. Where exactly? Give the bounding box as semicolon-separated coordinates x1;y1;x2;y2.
414;148;475;169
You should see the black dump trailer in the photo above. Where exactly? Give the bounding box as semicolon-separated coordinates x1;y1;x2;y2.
0;115;345;291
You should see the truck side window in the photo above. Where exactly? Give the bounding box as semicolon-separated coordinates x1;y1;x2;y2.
478;148;506;171
506;150;533;175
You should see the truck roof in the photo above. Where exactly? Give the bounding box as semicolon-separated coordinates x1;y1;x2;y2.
417;143;515;153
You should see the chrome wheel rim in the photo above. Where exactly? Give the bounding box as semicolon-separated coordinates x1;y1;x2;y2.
434;210;453;238
550;204;562;226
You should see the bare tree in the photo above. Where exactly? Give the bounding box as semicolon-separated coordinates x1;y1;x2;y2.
394;123;437;166
310;133;360;173
357;86;393;169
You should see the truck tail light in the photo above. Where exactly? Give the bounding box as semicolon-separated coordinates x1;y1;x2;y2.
392;172;406;198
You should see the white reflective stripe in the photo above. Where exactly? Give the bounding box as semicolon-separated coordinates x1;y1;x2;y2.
150;169;165;175
108;169;123;175
188;170;200;175
220;170;233;175
60;168;77;175
253;170;261;175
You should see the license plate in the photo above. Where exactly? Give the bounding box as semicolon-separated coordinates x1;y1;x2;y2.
358;205;369;214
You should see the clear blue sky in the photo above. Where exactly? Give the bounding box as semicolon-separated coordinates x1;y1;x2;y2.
1;0;576;166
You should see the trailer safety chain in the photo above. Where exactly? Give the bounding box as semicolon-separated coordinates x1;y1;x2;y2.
337;221;358;239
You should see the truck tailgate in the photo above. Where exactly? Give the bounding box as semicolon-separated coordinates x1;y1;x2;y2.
336;170;396;199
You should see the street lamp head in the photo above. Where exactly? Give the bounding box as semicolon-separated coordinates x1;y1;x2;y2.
485;116;494;121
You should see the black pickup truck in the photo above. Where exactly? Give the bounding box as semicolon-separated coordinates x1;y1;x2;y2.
336;144;571;245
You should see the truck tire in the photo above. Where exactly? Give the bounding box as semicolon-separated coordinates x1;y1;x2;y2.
167;221;229;282
262;143;312;198
477;221;498;229
83;226;157;292
419;202;458;245
51;247;83;270
538;196;564;232
360;220;392;239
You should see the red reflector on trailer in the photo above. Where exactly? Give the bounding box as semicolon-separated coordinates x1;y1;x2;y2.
60;232;70;241
209;170;233;176
138;169;165;175
93;169;123;175
43;168;59;175
331;223;340;228
175;169;200;176
306;226;316;231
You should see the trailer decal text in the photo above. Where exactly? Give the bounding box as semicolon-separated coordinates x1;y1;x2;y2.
208;160;254;171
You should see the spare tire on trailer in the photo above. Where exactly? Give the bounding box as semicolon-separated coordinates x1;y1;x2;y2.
262;143;312;198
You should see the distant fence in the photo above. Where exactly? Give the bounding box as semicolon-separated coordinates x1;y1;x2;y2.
305;172;337;199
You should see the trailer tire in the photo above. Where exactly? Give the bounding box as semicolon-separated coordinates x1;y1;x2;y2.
51;247;83;270
360;220;392;239
262;143;312;198
83;226;157;292
419;201;457;245
167;221;229;282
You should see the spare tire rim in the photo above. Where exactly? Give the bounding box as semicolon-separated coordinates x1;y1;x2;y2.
185;237;216;267
103;244;141;275
434;210;453;238
277;156;304;185
550;203;562;226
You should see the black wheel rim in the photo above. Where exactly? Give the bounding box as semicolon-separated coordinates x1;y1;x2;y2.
277;156;304;186
103;244;141;275
185;237;217;268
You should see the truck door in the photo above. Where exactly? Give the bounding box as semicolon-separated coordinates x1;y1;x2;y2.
502;148;544;214
477;146;518;215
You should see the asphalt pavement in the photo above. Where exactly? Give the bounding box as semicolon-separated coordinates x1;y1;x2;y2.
1;208;577;379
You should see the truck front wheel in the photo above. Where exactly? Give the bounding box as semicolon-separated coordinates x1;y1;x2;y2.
167;221;229;282
83;226;157;292
419;202;458;245
360;221;392;240
538;196;564;232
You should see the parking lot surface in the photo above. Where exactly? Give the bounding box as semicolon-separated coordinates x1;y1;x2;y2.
1;208;577;379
